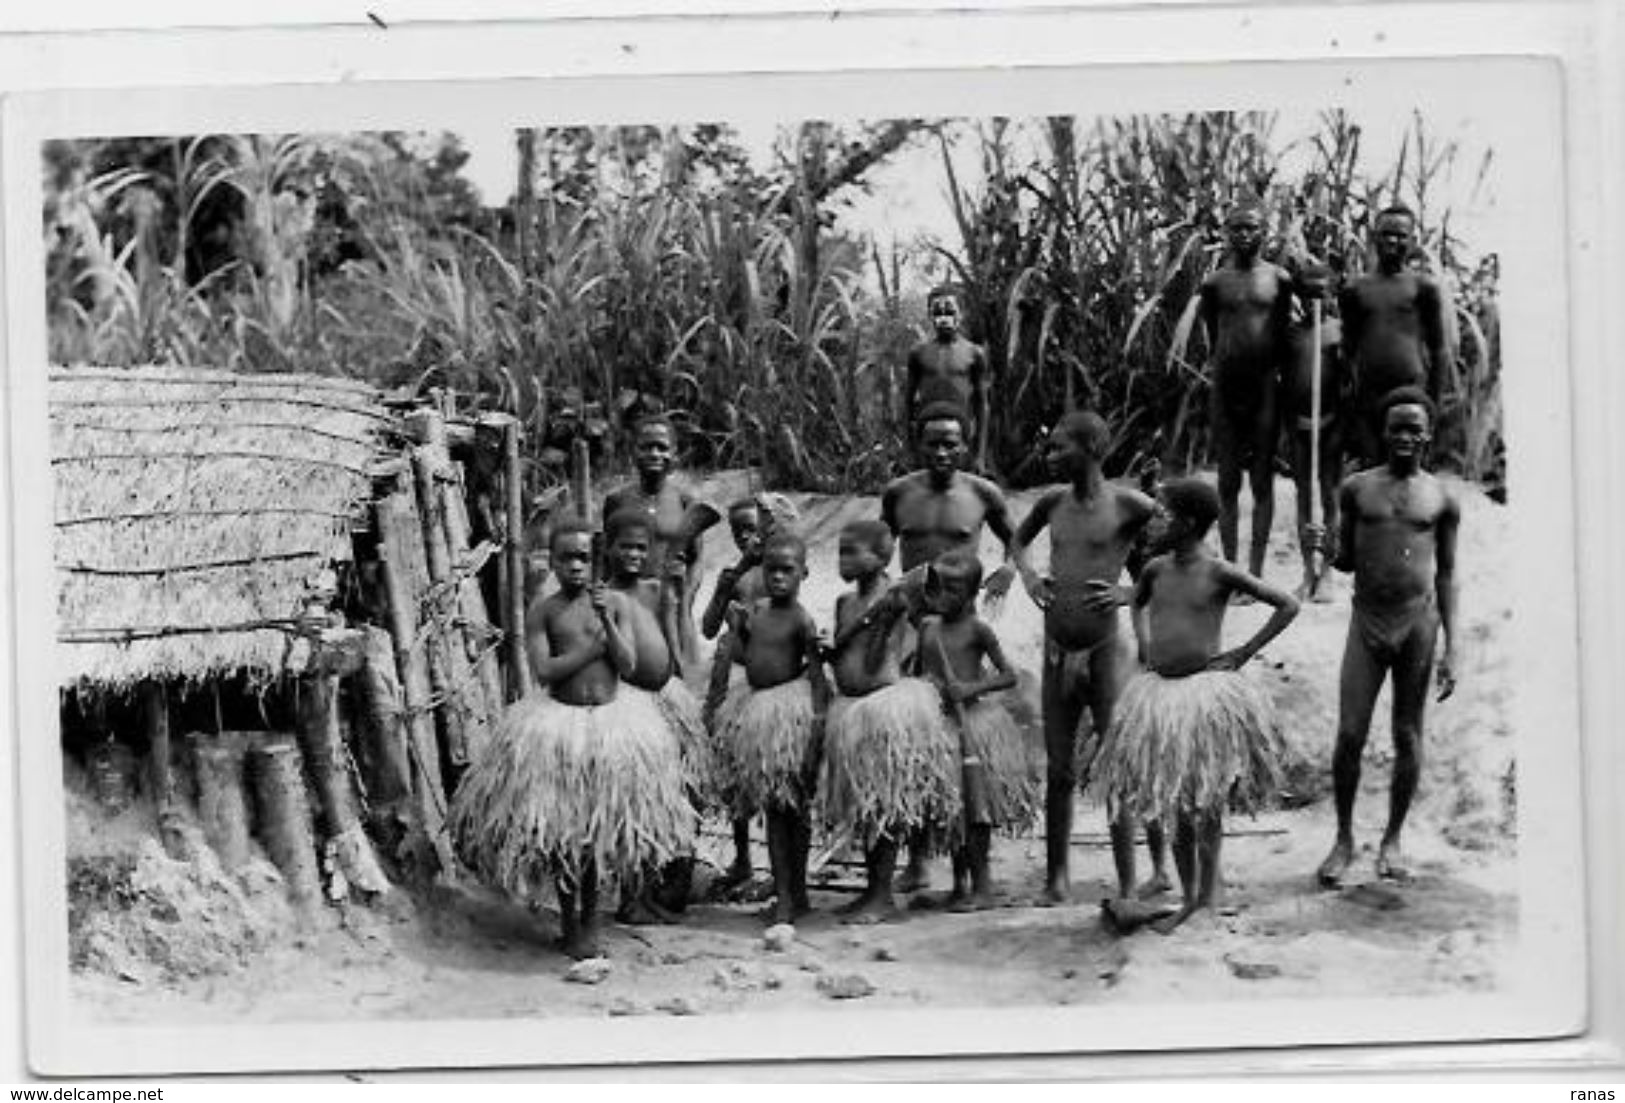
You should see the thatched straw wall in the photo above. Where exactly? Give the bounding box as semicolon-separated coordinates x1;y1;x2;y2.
52;366;392;692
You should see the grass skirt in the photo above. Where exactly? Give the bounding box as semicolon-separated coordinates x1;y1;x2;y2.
448;689;696;900
1093;669;1286;823
651;678;713;801
958;698;1043;830
822;678;962;847
715;678;820;813
703;664;753;817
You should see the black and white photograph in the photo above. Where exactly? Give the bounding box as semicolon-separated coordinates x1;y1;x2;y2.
0;3;1612;1081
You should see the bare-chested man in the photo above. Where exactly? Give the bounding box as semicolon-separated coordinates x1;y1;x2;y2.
1011;410;1156;904
1198;202;1294;581
603;415;705;670
1283;263;1344;601
1312;386;1459;888
875;400;1018;891
1339;206;1450;469
906;287;991;472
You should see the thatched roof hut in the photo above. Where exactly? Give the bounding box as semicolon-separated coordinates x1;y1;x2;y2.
52;366;393;692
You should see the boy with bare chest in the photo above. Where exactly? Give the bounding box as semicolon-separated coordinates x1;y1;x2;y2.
1313;387;1459;887
1198;202;1294;580
714;534;830;924
1012;410;1155;904
1339;207;1449;467
821;521;960;923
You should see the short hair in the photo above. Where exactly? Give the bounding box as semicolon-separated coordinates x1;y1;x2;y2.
840;519;894;560
1160;478;1221;537
762;531;807;563
930;549;984;592
1225;198;1265;222
548;514;595;552
727;496;762;520
916;399;970;433
926;284;960;307
1375;204;1417;228
1379;385;1436;426
633;413;676;440
1055;409;1111;460
603;507;652;545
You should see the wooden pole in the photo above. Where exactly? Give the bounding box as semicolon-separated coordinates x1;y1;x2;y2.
141;680;173;809
250;735;323;917
297;636;391;900
494;413;531;700
373;466;455;876
192;731;251;871
355;624;412;812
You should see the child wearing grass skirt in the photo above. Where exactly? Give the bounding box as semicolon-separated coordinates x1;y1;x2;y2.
449;517;694;959
822;521;961;924
714;531;830;924
1093;479;1300;935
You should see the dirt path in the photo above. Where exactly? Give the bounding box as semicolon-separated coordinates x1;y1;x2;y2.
70;474;1518;1024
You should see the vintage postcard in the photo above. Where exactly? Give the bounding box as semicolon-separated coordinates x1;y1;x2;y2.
0;3;1605;1080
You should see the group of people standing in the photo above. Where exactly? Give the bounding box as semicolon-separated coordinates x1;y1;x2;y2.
447;200;1464;961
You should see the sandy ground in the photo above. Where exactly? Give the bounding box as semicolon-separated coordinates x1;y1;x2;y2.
68;472;1517;1024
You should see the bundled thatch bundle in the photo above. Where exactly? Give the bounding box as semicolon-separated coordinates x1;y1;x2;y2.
52;366;390;692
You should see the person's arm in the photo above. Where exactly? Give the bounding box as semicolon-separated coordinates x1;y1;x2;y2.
950;620;1019;705
529;600;607;685
973;344;991;471
1010;488;1058;608
1082;488;1156;611
1434;487;1461;701
1211;565;1301;670
700;560;752;640
1418;274;1451;405
702;627;735;730
1331;477;1359;573
979;479;1019;606
1129;566;1155;668
1196;276;1218;359
802;608;831;715
591;584;637;679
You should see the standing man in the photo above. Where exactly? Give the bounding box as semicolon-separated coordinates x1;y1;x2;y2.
873;400;1019;892
1010;410;1156;905
1313;386;1459;888
906;286;992;474
1339;205;1450;469
1198;201;1295;583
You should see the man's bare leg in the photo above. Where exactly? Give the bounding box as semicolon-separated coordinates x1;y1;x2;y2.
1216;444;1244;566
895;827;932;894
1377;623;1436;881
950;825;997;912
557;862;602;959
1138;819;1173;898
1246;443;1275;580
720;816;754;888
1040;646;1084;904
1319;630;1385;887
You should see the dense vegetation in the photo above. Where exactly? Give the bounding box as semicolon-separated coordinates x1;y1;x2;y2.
44;113;1502;499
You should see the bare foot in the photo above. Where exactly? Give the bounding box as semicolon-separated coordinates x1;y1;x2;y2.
894;862;931;895
1310;579;1335;605
1151;905;1199;935
759;898;812;924
948;889;999;914
1100;896;1173;934
835;892;875;916
1375;841;1412;883
1036;875;1071;907
1136;871;1173;900
556;932;602;960
1317;840;1354;889
717;857;754;890
839;896;901;925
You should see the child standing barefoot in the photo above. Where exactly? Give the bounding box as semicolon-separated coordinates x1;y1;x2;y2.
601;508;708;923
449;517;695;959
1094;479;1300;935
916;552;1028;912
822;521;961;924
715;532;830;924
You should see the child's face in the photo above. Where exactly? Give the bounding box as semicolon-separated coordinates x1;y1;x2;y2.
928;294;961;336
761;546;806;599
919;419;966;477
837;534;884;583
729;507;764;556
552;532;594;589
607;528;650;578
925;567;976;617
634;425;675;479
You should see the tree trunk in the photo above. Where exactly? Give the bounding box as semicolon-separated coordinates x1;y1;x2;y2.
250;736;322;916
192;731;252;871
491;413;532;700
297;668;390;900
